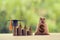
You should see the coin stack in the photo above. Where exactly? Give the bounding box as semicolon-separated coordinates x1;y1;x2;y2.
13;27;17;36
17;23;22;36
27;26;32;35
22;25;27;36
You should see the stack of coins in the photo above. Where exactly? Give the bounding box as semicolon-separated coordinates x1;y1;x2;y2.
13;27;17;36
17;24;22;36
27;26;32;35
22;25;27;36
27;30;29;35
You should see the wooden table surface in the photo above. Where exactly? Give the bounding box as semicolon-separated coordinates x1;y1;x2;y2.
0;33;60;40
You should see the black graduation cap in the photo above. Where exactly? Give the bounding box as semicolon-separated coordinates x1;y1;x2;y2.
8;20;24;27
12;20;18;27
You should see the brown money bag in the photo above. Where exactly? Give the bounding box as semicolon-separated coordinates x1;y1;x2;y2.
35;17;49;35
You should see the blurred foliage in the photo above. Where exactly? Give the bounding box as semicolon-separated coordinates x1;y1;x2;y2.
0;0;60;33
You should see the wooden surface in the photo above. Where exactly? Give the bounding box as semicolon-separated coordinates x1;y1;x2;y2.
0;33;60;40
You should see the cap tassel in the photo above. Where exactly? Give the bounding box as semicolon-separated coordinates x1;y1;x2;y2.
9;20;13;31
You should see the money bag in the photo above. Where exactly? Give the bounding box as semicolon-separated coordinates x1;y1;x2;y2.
35;17;49;35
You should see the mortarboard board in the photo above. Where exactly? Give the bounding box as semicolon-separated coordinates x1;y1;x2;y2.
8;20;25;27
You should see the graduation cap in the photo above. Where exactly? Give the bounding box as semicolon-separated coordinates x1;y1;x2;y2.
8;20;24;27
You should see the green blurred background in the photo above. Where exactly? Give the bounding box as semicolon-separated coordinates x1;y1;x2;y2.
0;0;60;33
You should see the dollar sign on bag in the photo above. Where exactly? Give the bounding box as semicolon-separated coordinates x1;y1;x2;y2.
39;25;44;33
